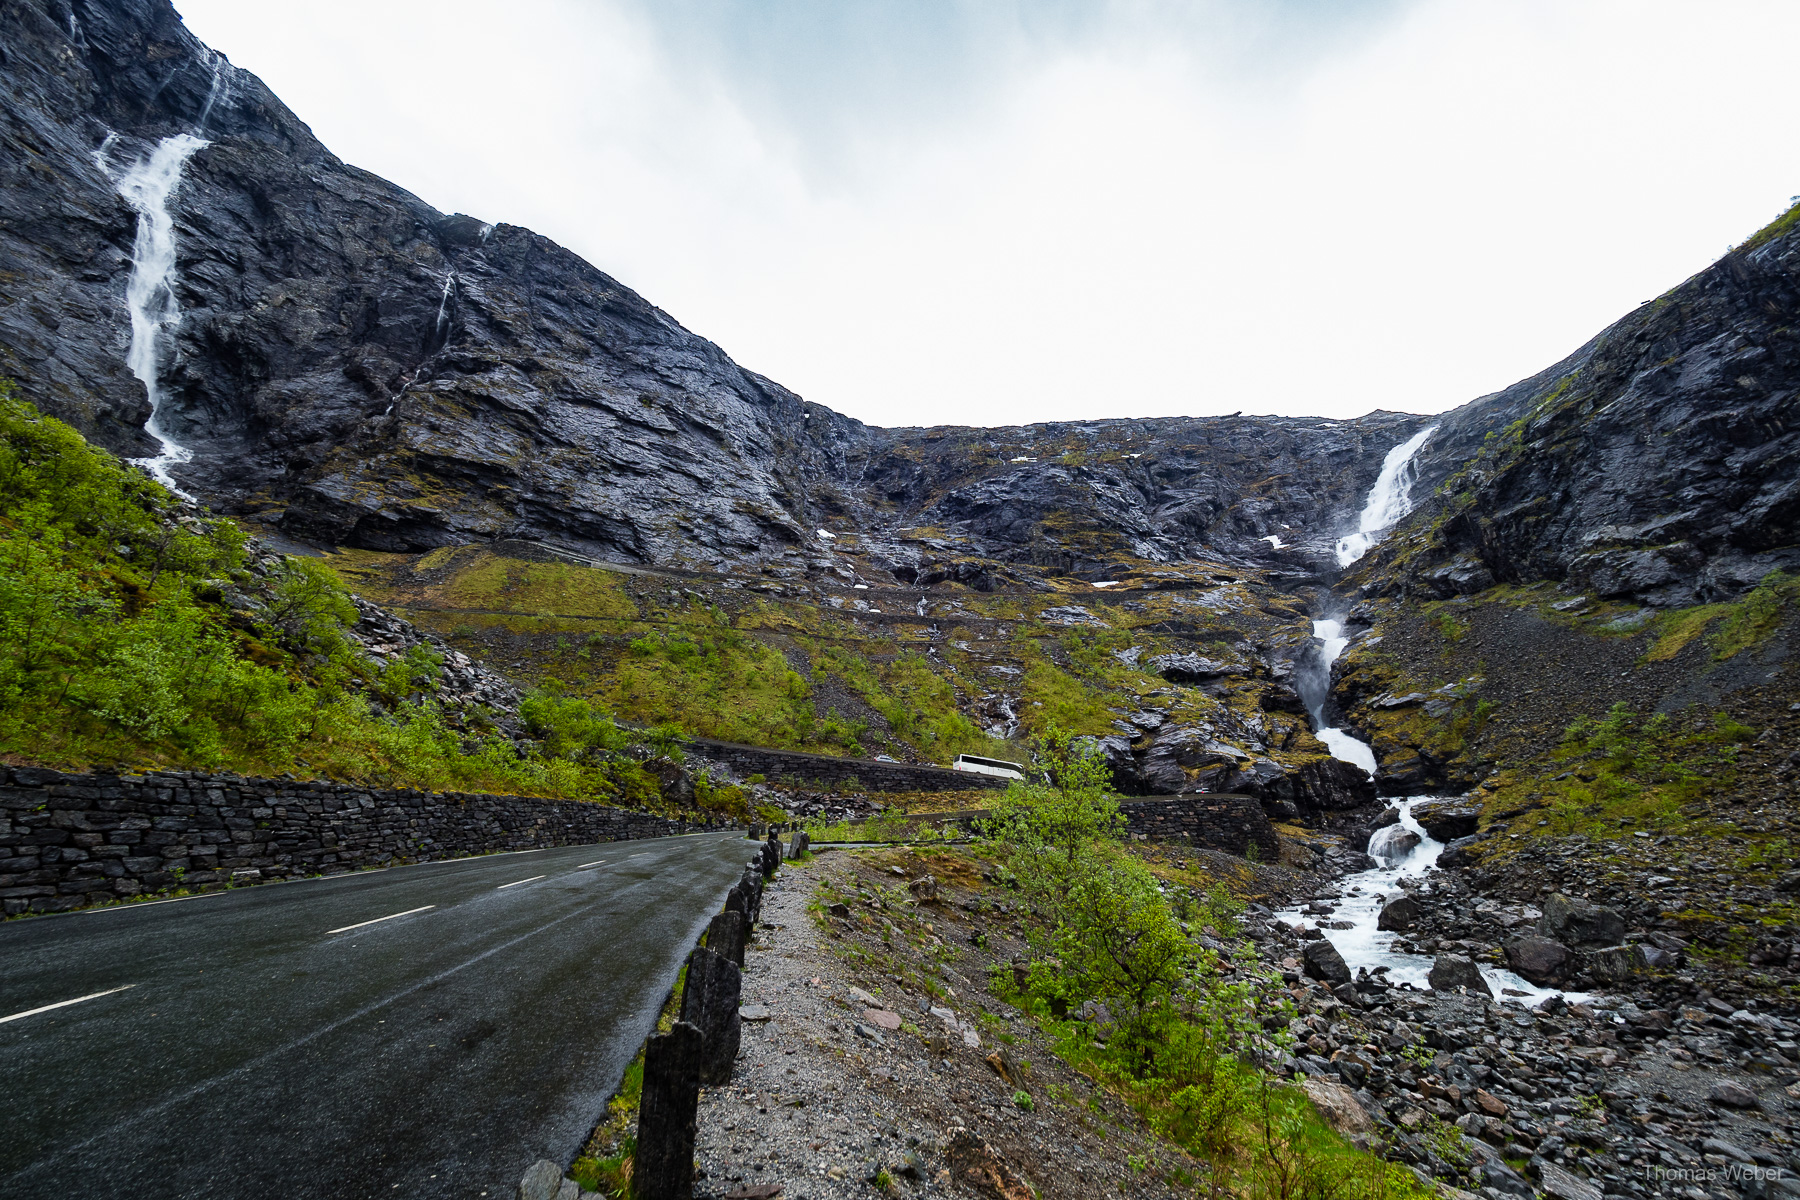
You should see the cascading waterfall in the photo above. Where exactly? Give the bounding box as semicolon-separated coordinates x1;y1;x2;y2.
91;54;234;499
107;134;210;498
1287;430;1577;1007
1334;425;1438;567
1300;617;1377;776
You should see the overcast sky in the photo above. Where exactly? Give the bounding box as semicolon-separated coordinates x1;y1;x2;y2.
175;0;1799;430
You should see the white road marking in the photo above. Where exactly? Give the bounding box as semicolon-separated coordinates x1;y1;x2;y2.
575;860;606;869
1;985;135;1025
85;892;228;913
325;906;436;935
496;875;546;890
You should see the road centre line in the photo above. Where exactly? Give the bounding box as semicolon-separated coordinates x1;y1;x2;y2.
575;860;606;869
325;906;436;935
1;985;136;1026
496;875;547;890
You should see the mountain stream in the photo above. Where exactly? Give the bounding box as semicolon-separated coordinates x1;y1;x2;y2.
1286;431;1580;1008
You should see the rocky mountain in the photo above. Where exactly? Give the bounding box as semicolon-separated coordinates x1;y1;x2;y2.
2;0;1796;825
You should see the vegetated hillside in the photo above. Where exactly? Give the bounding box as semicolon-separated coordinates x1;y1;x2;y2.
323;538;1376;814
2;0;1795;859
0;389;743;817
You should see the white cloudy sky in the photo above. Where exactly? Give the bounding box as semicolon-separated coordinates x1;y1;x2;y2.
175;0;1799;429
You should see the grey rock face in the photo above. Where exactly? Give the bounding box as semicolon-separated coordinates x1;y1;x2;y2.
0;0;1463;583
1427;953;1491;997
1538;892;1626;947
1376;895;1420;931
1301;938;1352;985
1384;212;1800;607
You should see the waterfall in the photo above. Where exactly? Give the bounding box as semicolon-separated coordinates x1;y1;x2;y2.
1301;617;1377;776
1334;425;1438;567
109;134;210;498
434;273;456;338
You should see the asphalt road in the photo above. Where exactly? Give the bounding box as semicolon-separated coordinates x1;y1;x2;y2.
0;832;753;1199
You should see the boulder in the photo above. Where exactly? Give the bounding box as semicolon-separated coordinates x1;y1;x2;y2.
1301;939;1352;985
518;1160;565;1200
1428;954;1492;997
1538;893;1625;947
1377;895;1421;931
1301;1078;1373;1142
945;1130;1034;1200
1583;943;1646;984
1537;1162;1603;1200
1504;936;1571;985
1410;799;1482;842
1708;1080;1760;1110
1367;826;1421;861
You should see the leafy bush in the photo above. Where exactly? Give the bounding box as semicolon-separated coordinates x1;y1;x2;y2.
0;387;704;813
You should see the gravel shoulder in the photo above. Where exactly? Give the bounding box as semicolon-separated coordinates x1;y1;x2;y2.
693;846;1203;1200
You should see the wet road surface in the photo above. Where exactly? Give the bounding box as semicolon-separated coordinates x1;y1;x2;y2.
0;832;751;1199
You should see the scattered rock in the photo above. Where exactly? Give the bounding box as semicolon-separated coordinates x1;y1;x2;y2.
1301;939;1352;985
945;1129;1033;1200
863;1007;903;1031
1427;954;1491;997
1708;1079;1760;1109
1537;1162;1602;1200
1376;895;1421;931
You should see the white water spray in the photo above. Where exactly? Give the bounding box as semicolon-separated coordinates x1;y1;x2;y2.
112;134;210;498
1334;426;1438;566
1305;617;1377;776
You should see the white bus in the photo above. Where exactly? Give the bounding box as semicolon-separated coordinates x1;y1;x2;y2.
951;754;1025;781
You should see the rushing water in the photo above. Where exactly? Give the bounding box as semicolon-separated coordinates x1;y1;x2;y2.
103;134;209;498
1334;425;1437;566
1290;429;1582;1007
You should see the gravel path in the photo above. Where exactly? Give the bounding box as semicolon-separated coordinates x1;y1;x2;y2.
693;849;1192;1200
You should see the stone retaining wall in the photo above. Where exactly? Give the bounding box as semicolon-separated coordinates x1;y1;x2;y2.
1118;794;1279;860
692;738;1009;794
0;767;733;916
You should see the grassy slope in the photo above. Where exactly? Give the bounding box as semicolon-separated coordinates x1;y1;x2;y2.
323;543;1346;781
0;392;690;810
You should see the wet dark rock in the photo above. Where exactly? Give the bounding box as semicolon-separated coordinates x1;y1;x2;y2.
1409;799;1481;842
1707;1079;1761;1109
1302;939;1353;985
1377;895;1421;931
1427;954;1491;997
1539;893;1626;947
1583;943;1646;984
1504;936;1571;985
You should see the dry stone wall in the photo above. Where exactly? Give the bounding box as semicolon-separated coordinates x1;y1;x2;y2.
0;767;732;916
693;738;1009;794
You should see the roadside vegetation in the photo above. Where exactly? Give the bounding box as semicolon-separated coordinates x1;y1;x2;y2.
0;388;734;813
901;729;1431;1200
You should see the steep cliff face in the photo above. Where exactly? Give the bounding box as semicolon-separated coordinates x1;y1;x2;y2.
2;0;835;566
1362;209;1800;608
0;0;1445;585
